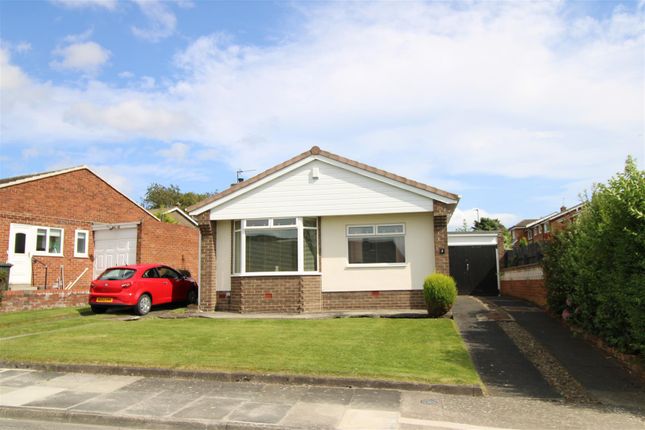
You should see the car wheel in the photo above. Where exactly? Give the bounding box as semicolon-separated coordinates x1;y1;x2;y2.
91;305;107;314
135;294;152;316
186;288;198;305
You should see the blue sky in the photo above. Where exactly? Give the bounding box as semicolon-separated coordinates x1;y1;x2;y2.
1;0;643;229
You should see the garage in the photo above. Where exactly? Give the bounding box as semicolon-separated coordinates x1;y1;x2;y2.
92;223;138;279
448;232;500;296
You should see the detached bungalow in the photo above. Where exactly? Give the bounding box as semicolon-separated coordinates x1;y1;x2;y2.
188;146;459;313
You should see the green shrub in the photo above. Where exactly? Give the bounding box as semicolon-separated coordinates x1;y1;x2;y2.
543;156;645;355
423;273;457;318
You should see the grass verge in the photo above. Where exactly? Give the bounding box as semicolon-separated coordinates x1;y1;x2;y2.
0;308;480;385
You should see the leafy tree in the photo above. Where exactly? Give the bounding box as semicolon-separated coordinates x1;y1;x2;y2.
143;183;214;211
472;217;505;231
455;219;469;232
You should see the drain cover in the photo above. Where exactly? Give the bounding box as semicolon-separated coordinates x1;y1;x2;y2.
420;399;439;405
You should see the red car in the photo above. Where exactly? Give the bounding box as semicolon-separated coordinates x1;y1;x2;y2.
89;264;198;316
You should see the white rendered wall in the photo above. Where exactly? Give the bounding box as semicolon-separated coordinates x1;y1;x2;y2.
210;160;434;220
216;220;232;292
320;213;434;292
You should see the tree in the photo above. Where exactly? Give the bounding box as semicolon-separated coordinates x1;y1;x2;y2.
472;217;505;231
455;219;469;232
143;183;214;211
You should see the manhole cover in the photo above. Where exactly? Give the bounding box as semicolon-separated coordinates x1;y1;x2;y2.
420;399;439;405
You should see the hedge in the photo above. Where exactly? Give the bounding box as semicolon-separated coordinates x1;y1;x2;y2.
543;156;644;355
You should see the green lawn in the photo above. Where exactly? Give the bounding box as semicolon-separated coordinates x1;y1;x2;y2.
0;308;480;385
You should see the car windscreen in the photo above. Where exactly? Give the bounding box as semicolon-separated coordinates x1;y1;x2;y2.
98;268;136;281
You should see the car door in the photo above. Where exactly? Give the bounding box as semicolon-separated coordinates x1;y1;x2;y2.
140;267;172;304
157;266;185;303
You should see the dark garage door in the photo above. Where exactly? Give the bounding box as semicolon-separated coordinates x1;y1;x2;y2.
449;245;498;296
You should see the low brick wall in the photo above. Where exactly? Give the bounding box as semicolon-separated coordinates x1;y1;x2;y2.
500;264;547;308
230;275;322;313
0;288;89;312
322;290;425;310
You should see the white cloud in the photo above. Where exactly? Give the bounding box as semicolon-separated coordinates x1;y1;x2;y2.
131;0;177;42
51;41;110;73
118;71;134;79
51;0;117;10
14;42;31;53
159;142;189;160
449;207;520;231
1;1;643;193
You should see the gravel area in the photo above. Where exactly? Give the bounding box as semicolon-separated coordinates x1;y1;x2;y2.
499;320;597;404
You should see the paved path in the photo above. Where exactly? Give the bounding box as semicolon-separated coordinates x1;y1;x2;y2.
1;367;643;429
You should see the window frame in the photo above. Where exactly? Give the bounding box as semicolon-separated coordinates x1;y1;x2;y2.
74;229;89;258
33;226;64;257
233;217;319;276
346;223;407;266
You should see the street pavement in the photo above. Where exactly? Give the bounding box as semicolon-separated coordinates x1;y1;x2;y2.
0;367;643;430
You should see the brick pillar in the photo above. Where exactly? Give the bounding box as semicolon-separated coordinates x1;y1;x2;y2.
196;212;217;311
433;201;452;275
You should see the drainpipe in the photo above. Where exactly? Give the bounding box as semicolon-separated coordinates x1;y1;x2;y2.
197;229;201;310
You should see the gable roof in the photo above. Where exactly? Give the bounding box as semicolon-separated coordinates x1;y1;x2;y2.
509;219;537;230
153;206;198;226
188;146;460;215
0;165;159;221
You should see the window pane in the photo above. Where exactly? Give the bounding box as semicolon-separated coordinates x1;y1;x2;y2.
49;229;62;253
234;230;241;273
348;236;405;264
246;228;297;272
98;268;136;280
348;226;373;235
234;220;241;230
304;228;318;271
76;232;87;254
14;233;26;254
303;217;317;228
36;229;47;251
246;219;269;227
273;218;296;226
377;224;404;234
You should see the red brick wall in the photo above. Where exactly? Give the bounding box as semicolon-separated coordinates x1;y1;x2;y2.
196;213;217;311
433;201;454;275
0;289;89;313
139;221;198;278
230;275;321;313
0;168;198;294
322;290;425;310
500;264;547;308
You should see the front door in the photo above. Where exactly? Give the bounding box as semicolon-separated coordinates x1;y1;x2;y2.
7;224;33;286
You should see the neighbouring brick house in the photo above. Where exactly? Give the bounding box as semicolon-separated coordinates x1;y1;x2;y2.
187;146;459;313
153;207;198;228
509;203;585;244
0;166;198;310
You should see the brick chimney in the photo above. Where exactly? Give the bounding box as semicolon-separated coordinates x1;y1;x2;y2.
560;205;567;212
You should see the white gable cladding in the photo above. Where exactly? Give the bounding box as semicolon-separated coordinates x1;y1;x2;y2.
210;160;434;220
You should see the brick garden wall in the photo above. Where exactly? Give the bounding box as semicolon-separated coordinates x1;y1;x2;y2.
500;263;547;308
0;288;89;313
322;290;425;310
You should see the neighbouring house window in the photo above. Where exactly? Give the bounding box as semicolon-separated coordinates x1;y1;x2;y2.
543;223;550;233
528;229;533;240
74;230;89;258
233;217;319;274
347;224;405;264
35;227;64;256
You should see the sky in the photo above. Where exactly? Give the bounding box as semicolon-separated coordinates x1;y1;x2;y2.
0;0;643;230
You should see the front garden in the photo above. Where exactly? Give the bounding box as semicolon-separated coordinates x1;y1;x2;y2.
0;307;480;385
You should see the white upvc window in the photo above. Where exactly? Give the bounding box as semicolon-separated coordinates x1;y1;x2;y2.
346;223;406;265
74;229;89;258
528;229;533;240
35;227;64;256
543;223;550;233
233;217;319;275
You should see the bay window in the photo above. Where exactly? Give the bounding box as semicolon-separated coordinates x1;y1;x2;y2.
347;224;405;264
233;217;318;274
